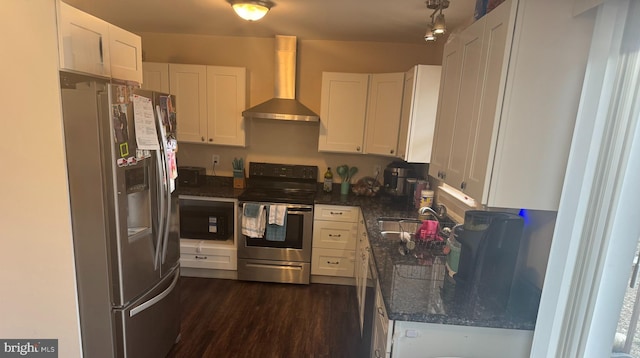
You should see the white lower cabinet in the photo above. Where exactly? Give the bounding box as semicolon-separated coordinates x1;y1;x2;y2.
391;321;533;358
180;239;237;270
312;205;358;278
311;248;356;277
372;280;392;358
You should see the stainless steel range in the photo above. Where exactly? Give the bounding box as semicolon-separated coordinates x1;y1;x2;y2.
237;162;318;284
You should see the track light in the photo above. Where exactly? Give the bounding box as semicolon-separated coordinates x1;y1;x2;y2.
433;13;446;34
424;29;436;41
424;0;448;42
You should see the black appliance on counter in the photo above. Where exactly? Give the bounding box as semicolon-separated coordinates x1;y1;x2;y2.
177;166;206;187
452;210;525;315
236;162;318;284
383;161;415;197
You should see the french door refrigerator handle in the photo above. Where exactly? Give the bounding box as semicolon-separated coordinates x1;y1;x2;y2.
154;105;167;270
129;269;179;317
154;101;172;264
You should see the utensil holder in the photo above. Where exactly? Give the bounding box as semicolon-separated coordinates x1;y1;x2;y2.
233;169;245;189
340;182;350;195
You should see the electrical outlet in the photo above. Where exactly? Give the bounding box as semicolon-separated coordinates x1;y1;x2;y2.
212;154;220;166
374;165;381;177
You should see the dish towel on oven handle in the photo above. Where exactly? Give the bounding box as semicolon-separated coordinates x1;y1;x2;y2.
266;205;287;241
242;203;266;238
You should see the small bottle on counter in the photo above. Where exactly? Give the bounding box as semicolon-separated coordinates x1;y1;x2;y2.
323;167;333;192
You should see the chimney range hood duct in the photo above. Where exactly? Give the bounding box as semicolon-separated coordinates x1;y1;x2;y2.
242;35;320;122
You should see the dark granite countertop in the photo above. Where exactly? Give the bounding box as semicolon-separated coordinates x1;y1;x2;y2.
177;177;537;330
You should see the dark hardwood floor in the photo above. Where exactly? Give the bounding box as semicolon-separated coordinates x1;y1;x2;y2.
167;277;361;358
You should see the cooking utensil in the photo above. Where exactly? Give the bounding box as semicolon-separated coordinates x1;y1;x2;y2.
336;165;348;181
348;166;358;180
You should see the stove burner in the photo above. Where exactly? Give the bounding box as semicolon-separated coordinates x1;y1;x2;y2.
238;162;319;205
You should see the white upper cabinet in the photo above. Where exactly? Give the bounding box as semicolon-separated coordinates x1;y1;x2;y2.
429;36;462;180
205;66;247;147
57;1;111;77
169;64;247;146
170;64;208;143
141;62;170;93
319;72;370;153
57;2;142;82
108;24;142;83
319;72;405;156
397;65;442;163
363;73;405;157
429;0;594;210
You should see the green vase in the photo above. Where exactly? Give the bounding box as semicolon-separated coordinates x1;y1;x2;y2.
340;182;350;195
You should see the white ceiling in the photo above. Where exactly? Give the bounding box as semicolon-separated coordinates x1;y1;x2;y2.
63;0;476;45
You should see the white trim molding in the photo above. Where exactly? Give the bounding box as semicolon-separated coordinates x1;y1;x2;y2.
531;0;640;356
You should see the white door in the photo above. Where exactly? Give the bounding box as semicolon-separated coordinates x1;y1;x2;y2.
205;66;247;147
429;36;461;180
108;24;142;83
142;62;170;93
169;64;207;143
364;72;405;156
319;73;369;153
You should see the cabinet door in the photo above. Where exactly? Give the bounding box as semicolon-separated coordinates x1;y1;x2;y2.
169;64;207;143
398;65;442;163
141;62;170;93
319;73;369;153
205;66;247;147
446;19;486;191
429;37;462;180
57;2;111;77
108;24;142;83
364;73;405;156
464;1;514;202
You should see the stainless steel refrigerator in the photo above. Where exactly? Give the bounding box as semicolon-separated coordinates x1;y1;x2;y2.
60;72;180;358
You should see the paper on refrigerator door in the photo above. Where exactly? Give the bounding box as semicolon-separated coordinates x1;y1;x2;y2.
132;94;160;150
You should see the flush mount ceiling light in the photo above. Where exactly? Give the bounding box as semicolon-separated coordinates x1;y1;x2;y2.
227;0;274;21
424;0;449;42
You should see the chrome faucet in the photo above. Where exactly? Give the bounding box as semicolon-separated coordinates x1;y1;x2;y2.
418;204;447;222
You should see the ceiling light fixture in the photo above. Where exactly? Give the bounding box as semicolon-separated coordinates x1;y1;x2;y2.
227;0;274;21
424;0;449;42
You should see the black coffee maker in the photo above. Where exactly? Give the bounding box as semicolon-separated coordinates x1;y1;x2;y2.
452;210;524;315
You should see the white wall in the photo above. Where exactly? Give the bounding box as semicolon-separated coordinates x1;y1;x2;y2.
0;1;82;357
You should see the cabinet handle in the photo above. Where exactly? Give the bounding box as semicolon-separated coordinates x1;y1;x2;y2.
390;149;394;154
377;306;385;317
329;211;343;215
209;138;213;142
327;260;340;265
201;136;205;142
328;234;342;238
375;349;382;358
460;181;466;190
356;146;361;151
195;255;208;260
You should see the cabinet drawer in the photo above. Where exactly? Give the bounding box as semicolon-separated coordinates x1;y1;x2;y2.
180;240;237;270
180;252;237;270
311;248;356;277
312;220;357;250
314;205;359;222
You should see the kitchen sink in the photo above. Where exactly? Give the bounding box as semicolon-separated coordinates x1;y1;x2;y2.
377;218;422;238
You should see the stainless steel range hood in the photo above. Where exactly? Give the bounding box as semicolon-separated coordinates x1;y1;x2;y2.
242;35;320;122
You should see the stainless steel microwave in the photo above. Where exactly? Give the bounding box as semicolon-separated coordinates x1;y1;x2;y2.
179;198;234;241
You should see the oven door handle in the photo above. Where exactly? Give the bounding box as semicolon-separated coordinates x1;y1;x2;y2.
287;210;312;215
